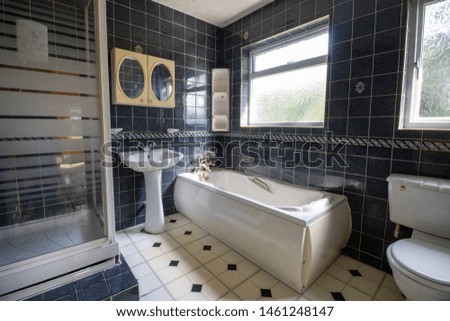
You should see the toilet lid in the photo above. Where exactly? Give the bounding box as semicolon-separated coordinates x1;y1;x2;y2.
390;238;450;286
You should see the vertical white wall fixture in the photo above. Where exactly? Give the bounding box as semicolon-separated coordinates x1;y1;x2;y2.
211;68;230;132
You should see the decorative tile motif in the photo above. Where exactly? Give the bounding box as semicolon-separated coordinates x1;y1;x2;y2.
355;81;366;94
184;231;192;235
170;219;177;223
203;245;212;251
153;242;162;248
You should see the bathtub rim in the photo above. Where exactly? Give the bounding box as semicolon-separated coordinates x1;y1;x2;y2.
176;169;348;227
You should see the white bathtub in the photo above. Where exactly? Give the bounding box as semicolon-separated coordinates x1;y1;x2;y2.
174;169;351;293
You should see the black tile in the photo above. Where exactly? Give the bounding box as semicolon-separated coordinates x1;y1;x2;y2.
106;271;138;295
191;284;203;293
348;270;362;276
331;41;351;62
354;0;376;17
76;273;105;291
169;219;177;223
376;5;401;33
78;282;111;301
203;245;212;251
331;292;346;301
184;230;192;235
333;1;353;25
353;14;375;38
43;282;76;301
332;21;352;43
227;264;237;271
153;242;162;247
374;51;399;75
352;35;374;58
260;289;272;297
169;260;179;267
112;285;139;301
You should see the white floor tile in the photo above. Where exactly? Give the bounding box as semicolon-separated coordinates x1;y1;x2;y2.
186;267;214;284
233;280;262;300
140;286;173;301
236;259;260;278
131;262;153;279
219;292;241;301
375;286;405;301
138;273;163;297
342;285;372;301
303;284;335;301
177;255;202;274
217;270;246;289
202;278;229;300
249;270;279;289
348;276;379;296
315;273;346;292
326;263;353;283
205;257;228;275
124;251;145;267
271;282;300;301
166;276;194;300
157;265;185;284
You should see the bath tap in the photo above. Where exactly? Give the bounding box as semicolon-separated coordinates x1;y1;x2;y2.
193;152;214;181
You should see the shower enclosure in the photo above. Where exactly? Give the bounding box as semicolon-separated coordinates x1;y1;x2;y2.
0;0;118;298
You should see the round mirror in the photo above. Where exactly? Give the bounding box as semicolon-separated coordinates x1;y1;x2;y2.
151;63;173;101
118;57;145;99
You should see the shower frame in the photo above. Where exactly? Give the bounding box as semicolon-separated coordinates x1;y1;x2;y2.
0;0;119;300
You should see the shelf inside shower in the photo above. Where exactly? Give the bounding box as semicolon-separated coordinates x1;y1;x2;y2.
0;210;104;267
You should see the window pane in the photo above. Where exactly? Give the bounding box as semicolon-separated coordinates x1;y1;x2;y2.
249;64;327;124
418;0;450;118
253;32;328;72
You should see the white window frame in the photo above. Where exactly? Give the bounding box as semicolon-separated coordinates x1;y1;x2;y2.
400;0;450;130
240;16;330;128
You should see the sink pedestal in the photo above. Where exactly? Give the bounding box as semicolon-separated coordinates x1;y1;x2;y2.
143;170;165;234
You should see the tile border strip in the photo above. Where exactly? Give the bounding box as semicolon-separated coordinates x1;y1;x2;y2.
111;132;450;152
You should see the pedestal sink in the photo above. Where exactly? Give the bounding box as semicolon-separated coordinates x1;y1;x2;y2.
120;148;183;234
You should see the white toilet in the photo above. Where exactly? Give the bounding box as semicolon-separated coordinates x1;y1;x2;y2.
386;174;450;300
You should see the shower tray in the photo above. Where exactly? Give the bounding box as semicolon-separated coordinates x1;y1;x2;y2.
0;210;104;267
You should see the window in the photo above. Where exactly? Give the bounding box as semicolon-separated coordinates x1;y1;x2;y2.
241;17;330;128
400;0;450;130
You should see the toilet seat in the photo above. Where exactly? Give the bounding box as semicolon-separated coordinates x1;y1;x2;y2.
388;238;450;287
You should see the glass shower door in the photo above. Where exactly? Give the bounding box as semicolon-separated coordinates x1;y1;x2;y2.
0;0;117;297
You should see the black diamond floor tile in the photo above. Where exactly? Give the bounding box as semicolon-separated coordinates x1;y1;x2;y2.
260;289;272;297
349;269;362;277
227;264;237;271
152;242;162;248
184;231;192;235
170;219;177;223
169;260;179;267
191;284;203;293
203;245;212;251
331;292;346;301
